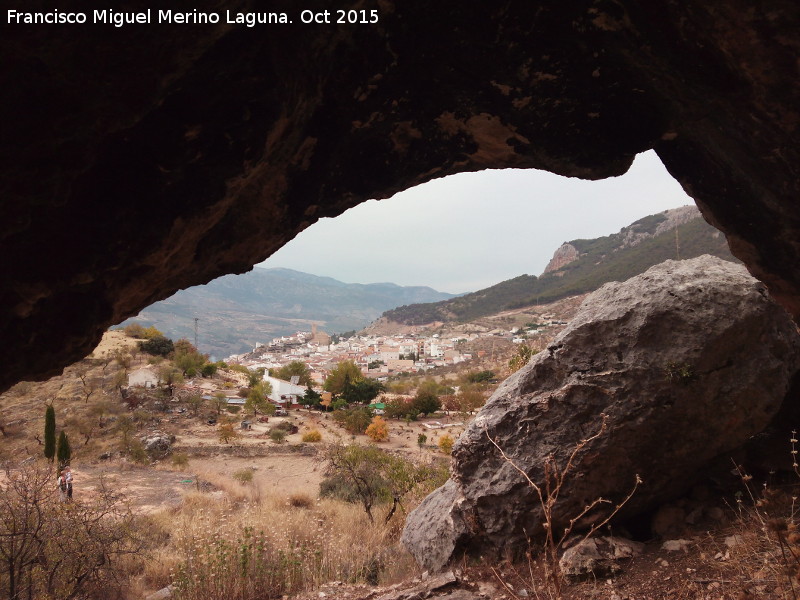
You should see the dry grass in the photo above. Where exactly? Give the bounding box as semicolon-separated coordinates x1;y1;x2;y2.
302;429;323;443
703;478;800;599
152;486;413;599
129;460;423;598
288;492;314;509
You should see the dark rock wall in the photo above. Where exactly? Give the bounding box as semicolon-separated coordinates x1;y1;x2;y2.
1;0;798;389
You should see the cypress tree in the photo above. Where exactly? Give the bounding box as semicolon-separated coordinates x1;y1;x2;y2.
44;404;56;462
56;431;71;470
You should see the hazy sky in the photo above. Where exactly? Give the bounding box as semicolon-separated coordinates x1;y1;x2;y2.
261;150;694;294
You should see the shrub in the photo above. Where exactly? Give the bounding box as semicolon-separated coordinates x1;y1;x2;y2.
139;335;174;357
200;363;218;377
466;370;495;383
365;416;389;442
438;434;454;455
171;452;189;468
269;428;287;443
302;429;322;442
233;469;254;484
417;433;427;448
665;361;695;384
287;493;314;509
333;407;374;435
218;422;238;444
319;474;363;504
127;438;150;464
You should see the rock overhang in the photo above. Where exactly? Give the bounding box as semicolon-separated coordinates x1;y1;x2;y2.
1;1;799;390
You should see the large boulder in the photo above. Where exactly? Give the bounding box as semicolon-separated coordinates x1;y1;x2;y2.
140;432;176;459
402;256;800;571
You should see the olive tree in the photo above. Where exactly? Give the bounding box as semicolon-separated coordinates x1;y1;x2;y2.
322;443;446;524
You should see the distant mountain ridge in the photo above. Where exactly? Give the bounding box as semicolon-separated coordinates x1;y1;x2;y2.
120;267;455;359
381;206;738;325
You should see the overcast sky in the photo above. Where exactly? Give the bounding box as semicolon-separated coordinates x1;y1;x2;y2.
260;150;695;294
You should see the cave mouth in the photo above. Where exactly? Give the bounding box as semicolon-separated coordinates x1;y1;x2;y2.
115;149;702;363
260;150;695;296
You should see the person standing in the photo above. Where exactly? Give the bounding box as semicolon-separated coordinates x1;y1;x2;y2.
64;466;73;501
57;470;67;502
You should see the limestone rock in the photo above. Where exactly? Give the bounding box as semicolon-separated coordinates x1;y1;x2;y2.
543;243;581;274
661;539;692;553
559;537;644;579
141;432;176;459
145;585;173;600
403;256;800;571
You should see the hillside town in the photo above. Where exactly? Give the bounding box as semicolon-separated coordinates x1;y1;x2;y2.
225;318;564;387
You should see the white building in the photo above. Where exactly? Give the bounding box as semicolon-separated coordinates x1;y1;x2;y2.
263;375;307;406
128;367;157;388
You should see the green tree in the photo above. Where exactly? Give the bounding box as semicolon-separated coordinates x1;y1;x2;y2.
123;322;146;338
247;367;266;388
200;363;218;377
211;392;228;415
139;335;174;357
140;325;164;339
44;404;56;463
185;393;206;416
332;406;374;434
323;443;446;524
273;361;313;386
115;414;136;452
342;379;384;404
56;431;71;470
173;339;205;376
158;365;184;397
244;380;273;416
299;385;322;408
412;390;441;416
385;398;416;419
324;360;363;397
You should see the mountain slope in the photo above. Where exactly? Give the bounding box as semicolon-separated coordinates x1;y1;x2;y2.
381;206;737;325
119;267;455;358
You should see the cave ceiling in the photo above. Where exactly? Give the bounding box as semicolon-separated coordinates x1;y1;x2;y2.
1;0;798;391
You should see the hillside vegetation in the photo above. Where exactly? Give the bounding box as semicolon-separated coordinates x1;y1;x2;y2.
121;267;455;358
382;210;736;325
